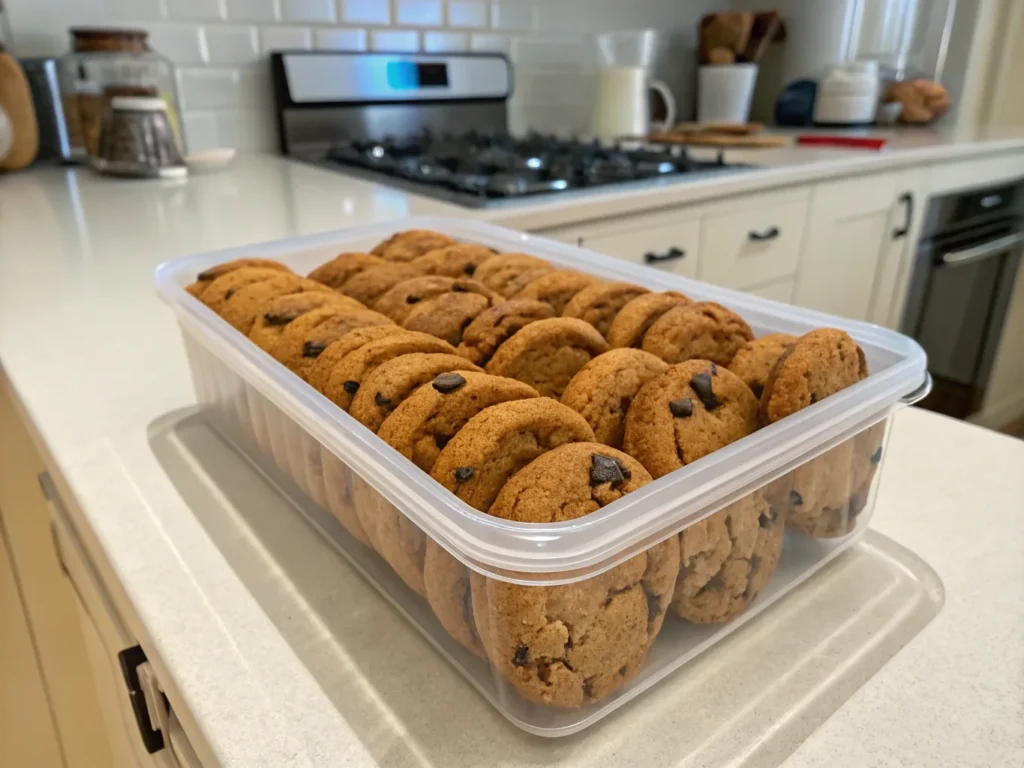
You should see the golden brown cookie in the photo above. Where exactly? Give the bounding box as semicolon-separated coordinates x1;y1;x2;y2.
219;274;333;333
410;243;497;278
371;229;457;262
322;332;456;411
499;266;558;300
306;252;386;291
759;328;868;424
606;291;690;349
624;360;758;480
321;446;373;547
423;544;486;657
429;398;594;512
560;349;669;449
473;443;678;707
340;262;424;306
485;317;610;398
456;299;556;365
562;281;651;338
186;258;292;297
785;441;858;538
269;305;394;379
402;291;492;346
513;270;602;315
198;267;288;314
642;301;754;366
349;353;483;433
373;276;496;324
248;293;360;353
671;488;784;623
306;326;412;394
727;333;798;399
473;253;552;297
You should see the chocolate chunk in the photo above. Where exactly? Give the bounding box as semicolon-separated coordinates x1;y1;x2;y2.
454;466;474;483
870;446;883;465
644;588;661;624
790;489;803;507
582;679;594;699
405;295;421;304
343;380;360;395
225;287;238;300
512;644;529;667
710;363;719;375
758;510;775;528
810;392;819;404
432;372;466;393
463;264;476;275
434;434;450;450
669;398;694;418
374;392;393;409
264;311;298;326
302;341;327;358
590;453;630;487
689;372;719;411
451;283;468;292
618;665;629;676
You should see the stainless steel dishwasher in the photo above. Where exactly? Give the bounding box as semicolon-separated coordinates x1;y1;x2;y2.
901;179;1024;418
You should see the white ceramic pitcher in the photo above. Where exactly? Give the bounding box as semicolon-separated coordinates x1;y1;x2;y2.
589;30;676;141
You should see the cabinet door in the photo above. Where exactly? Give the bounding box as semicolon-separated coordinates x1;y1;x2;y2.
868;169;928;328
794;173;901;321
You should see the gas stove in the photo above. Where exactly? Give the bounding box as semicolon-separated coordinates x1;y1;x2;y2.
271;50;755;208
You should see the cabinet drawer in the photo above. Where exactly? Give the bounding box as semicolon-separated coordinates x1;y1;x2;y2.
699;195;808;290
578;217;700;279
746;276;795;304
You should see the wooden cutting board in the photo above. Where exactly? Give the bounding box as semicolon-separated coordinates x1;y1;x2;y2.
650;131;790;148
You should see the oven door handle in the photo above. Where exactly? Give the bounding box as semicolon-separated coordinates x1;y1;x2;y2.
940;232;1024;267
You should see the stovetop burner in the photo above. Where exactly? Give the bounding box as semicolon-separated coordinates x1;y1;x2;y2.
322;131;753;208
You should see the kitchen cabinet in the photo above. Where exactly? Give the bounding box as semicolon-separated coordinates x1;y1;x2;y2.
794;171;924;324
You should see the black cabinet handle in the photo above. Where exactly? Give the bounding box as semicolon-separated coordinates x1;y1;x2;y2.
748;226;780;242
644;246;686;263
892;191;913;239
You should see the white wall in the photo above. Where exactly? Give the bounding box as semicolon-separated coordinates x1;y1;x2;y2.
5;0;724;152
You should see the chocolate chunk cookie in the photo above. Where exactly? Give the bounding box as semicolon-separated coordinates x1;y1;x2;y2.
624;360;759;480
472;444;679;707
323;332;456;411
306;252;386;291
349;353;482;433
220;274;333;333
473;253;553;297
248;293;360;352
371;229;457;262
513;270;602;315
561;349;669;449
485;317;610;398
785;440;858;538
321;445;374;547
642;302;754;366
671;488;784;623
499;266;558;300
606;291;690;349
307;326;412;394
198;267;289;314
410;243;496;278
402;291;492;346
456;299;555;365
430;398;594;511
186;258;291;297
373;275;496;324
759;328;868;424
727;333;798;399
562;281;650;338
423;544;487;657
340;262;423;307
270;306;395;379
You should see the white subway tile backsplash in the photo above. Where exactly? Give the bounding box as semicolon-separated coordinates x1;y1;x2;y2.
490;2;534;31
215;109;278;150
166;0;226;20
513;37;585;72
148;23;208;64
204;25;261;63
225;0;279;21
105;0;165;20
178;68;245;109
447;0;486;28
469;33;507;53
280;0;335;23
369;29;419;52
183;111;220;151
314;27;368;50
423;31;467;52
261;25;313;50
339;0;389;25
395;0;441;26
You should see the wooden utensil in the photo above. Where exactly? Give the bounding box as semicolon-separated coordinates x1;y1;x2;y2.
742;11;782;63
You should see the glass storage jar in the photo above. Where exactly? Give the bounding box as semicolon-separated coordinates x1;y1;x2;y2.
58;27;183;161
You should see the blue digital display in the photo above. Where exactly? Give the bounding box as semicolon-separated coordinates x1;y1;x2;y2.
386;60;449;90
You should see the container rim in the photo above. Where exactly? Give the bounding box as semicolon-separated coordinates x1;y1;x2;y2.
155;216;929;578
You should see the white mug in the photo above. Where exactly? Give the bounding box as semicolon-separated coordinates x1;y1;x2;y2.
590;66;676;141
697;64;758;124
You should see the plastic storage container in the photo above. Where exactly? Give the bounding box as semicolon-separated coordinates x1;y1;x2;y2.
155;217;930;736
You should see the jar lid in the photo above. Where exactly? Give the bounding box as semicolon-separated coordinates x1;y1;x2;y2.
111;96;167;112
71;27;148;52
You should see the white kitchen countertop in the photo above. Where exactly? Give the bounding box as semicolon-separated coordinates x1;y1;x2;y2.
1;142;1022;767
